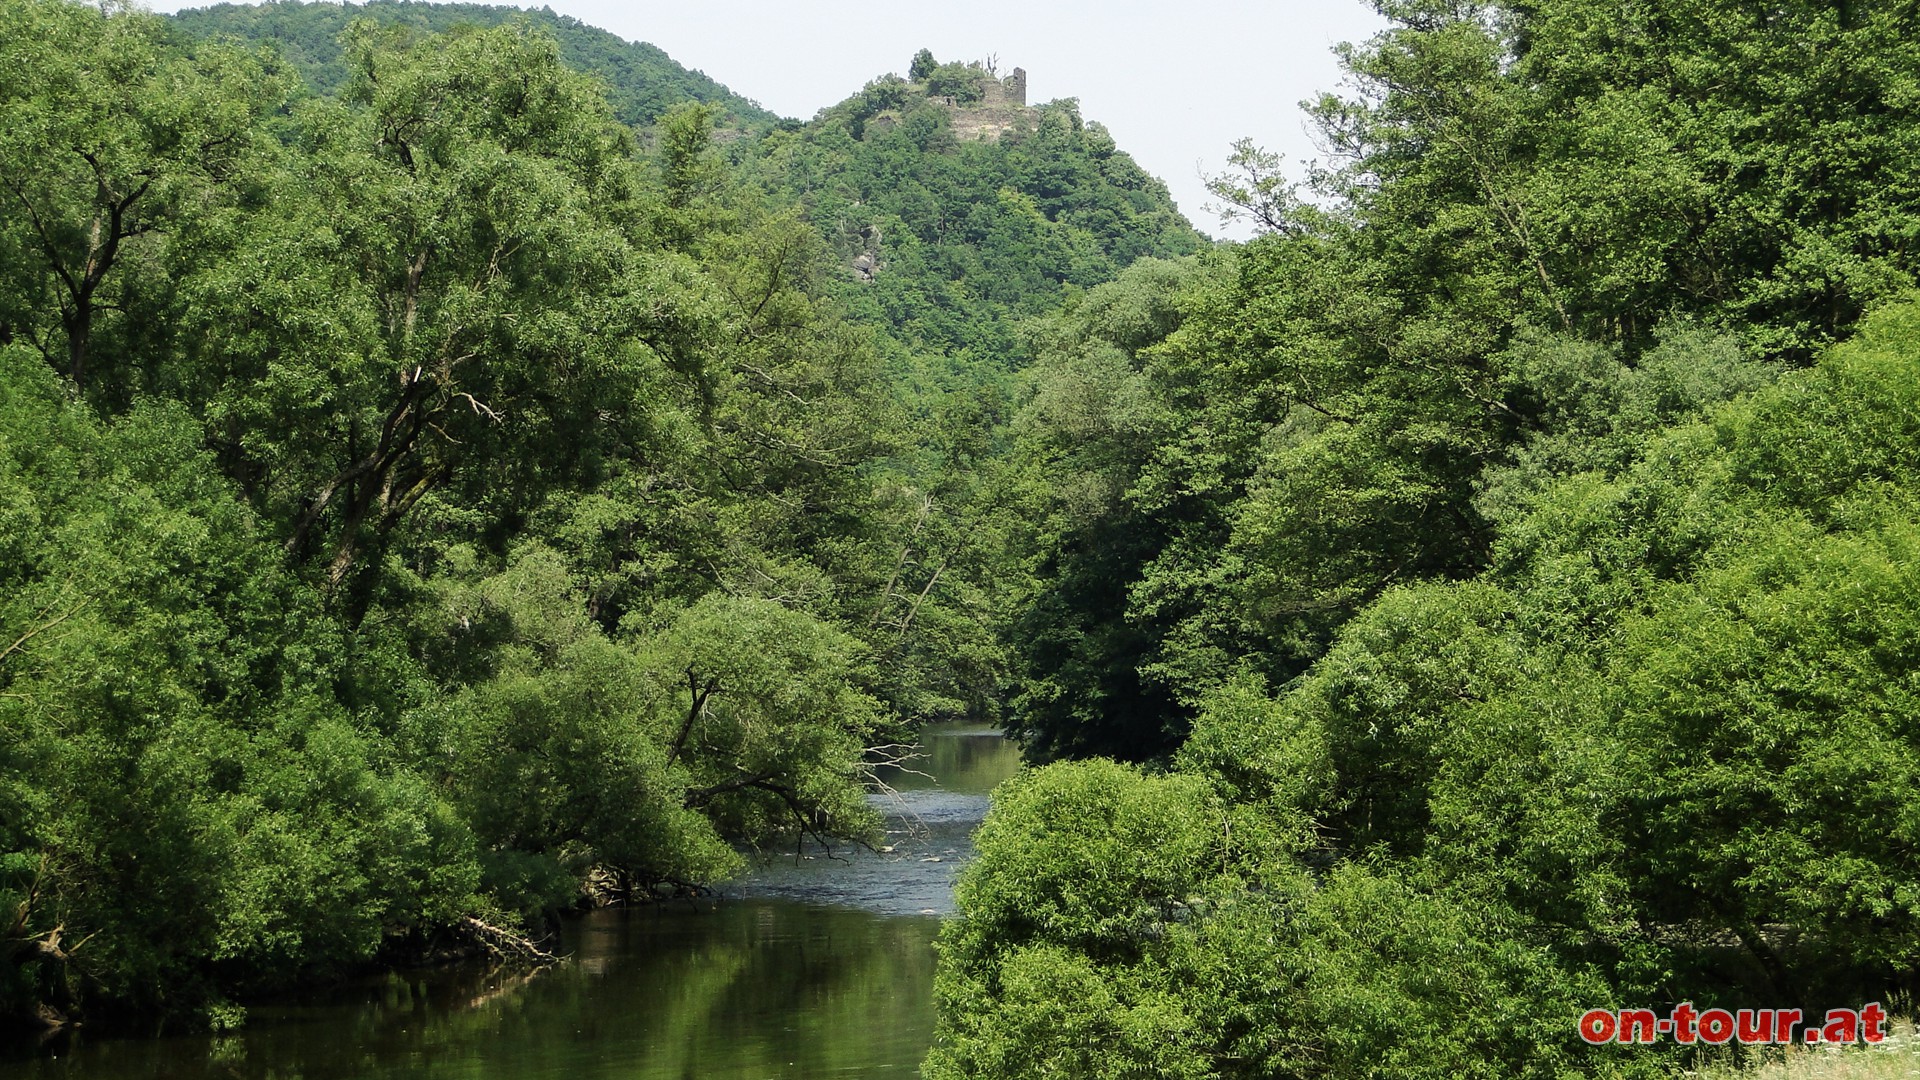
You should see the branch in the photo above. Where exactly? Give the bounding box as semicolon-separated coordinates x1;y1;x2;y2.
666;669;718;769
11;924;71;966
861;741;933;785
1409;91;1574;333
375;462;450;537
4;854;47;941
455;391;503;423
460;916;559;965
287;370;432;562
1;177;83;302
745;778;842;852
739;239;796;335
682;770;776;809
0;597;92;670
402;245;432;338
897;557;949;638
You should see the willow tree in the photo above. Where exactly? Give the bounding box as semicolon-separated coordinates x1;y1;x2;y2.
182;21;694;598
0;0;285;393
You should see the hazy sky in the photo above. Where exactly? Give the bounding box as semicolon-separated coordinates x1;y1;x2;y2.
157;0;1389;239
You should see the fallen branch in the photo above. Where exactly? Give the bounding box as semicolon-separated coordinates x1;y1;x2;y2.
460;916;559;966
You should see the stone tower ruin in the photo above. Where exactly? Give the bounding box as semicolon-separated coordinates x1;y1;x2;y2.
981;66;1029;108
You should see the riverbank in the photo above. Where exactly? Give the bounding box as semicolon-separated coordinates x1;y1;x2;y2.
0;724;1020;1078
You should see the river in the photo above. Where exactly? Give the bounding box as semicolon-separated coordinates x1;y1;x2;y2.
0;722;1022;1079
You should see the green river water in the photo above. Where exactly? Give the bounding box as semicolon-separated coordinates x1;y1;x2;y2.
0;723;1022;1080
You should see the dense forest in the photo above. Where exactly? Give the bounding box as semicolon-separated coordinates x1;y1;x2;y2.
6;0;1920;1077
930;0;1920;1077
0;0;1200;1031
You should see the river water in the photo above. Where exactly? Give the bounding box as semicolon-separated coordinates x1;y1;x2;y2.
0;722;1022;1079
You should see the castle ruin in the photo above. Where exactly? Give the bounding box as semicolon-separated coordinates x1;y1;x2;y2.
981;67;1027;107
948;66;1030;143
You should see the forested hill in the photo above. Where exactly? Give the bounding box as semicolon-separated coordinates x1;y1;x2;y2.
166;5;1206;367
167;1;779;129
752;60;1207;368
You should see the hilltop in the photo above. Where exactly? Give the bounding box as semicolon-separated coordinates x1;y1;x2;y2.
749;50;1205;365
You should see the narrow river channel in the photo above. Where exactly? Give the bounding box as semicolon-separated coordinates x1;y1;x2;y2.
0;722;1022;1079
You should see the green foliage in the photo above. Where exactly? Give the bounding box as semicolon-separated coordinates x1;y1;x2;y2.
724;64;1206;731
998;257;1210;761
0;343;484;1014
634;593;887;848
942;0;1920;1070
423;573;888;906
933;758;1641;1080
908;48;936;83
924;61;986;104
947;299;1920;1075
166;0;776;131
1474;325;1776;526
1302;0;1920;359
0;0;289;392
174;19;663;598
1307;301;1920;997
750;88;1203;365
946;761;1225;963
172;1;1208;740
1006;0;1920;763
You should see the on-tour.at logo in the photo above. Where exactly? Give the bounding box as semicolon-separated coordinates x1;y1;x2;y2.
1578;1003;1889;1046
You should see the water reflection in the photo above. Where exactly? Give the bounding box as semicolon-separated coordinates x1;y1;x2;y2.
0;724;1023;1079
8;904;938;1079
879;722;1024;796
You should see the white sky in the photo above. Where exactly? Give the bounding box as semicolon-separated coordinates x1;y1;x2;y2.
156;0;1390;240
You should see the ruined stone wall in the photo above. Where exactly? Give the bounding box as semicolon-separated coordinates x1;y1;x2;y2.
950;106;1025;142
979;66;1028;107
905;62;1033;144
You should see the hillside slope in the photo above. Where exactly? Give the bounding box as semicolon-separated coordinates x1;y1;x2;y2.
167;0;778;129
